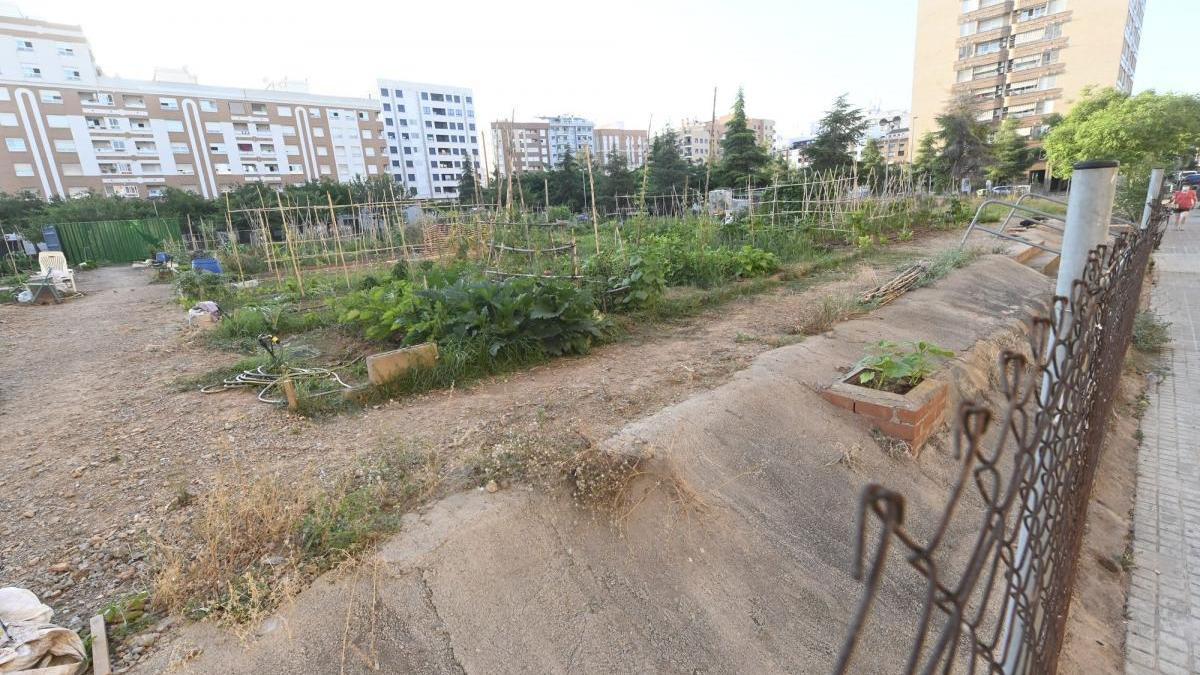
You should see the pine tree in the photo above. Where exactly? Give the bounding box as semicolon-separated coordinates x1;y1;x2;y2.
548;148;585;212
986;120;1036;185
859;138;886;192
457;155;480;204
717;88;770;187
601;149;636;213
936;98;993;189
805;94;868;173
646;129;689;198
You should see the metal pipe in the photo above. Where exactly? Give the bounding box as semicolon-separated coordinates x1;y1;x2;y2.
1002;160;1120;674
1140;168;1166;230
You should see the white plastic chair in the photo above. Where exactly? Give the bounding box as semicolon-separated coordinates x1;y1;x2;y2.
38;251;76;292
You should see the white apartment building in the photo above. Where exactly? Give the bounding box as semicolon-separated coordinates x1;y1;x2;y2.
545;115;593;168
377;79;480;200
0;6;385;200
492;115;647;174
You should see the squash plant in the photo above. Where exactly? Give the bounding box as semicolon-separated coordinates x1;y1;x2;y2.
853;340;953;394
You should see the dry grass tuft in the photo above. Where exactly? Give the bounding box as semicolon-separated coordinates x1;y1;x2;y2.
152;448;441;628
796;294;866;336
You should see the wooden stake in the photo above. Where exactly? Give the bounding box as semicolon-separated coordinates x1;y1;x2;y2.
584;145;600;234
89;614;111;675
280;376;299;411
704;86;717;199
224;194;245;281
327;192;351;289
276;191;305;297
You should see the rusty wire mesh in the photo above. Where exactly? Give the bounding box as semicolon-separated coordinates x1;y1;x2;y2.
833;212;1166;674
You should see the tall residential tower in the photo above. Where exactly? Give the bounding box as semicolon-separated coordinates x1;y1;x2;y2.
376;80;480;200
911;0;1146;180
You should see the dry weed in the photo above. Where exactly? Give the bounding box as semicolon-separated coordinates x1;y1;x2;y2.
797;294;864;336
871;429;913;460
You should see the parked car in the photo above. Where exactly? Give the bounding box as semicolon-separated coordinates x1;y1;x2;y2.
975;185;1031;197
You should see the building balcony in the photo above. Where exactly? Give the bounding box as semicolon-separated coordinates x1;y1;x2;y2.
1010;36;1069;58
1005;88;1062;107
956;50;1011;70
961;1;1014;24
1011;11;1072;33
956;25;1012;49
953;73;1007;92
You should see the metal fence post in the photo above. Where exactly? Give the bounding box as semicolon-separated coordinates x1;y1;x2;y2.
1141;168;1166;231
1003;160;1119;673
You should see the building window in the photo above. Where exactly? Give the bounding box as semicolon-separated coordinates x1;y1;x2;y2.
0;113;18;127
57;44;76;56
15;163;35;176
380;87;389;97
383;103;391;111
21;65;42;79
124;95;146;108
39;90;62;104
63;68;81;81
159;97;179;110
166;120;184;132
199;100;218;113
251;103;267;115
6;138;26;151
55;139;76;152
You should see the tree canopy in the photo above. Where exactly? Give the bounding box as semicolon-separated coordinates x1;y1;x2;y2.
716;88;771;187
647;129;690;197
985;120;1037;185
804;94;868;173
1044;88;1200;179
935;98;992;188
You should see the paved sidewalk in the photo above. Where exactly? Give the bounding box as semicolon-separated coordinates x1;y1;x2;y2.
1125;216;1200;675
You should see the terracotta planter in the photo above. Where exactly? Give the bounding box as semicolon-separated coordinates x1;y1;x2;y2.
821;369;949;455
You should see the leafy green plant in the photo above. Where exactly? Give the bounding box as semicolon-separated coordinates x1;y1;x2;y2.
730;245;778;278
1132;311;1171;353
854;340;954;393
338;275;609;358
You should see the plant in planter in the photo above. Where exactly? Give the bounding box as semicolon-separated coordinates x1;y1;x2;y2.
852;341;954;394
821;340;955;455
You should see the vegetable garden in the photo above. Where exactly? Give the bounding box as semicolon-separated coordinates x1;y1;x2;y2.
173;170;977;409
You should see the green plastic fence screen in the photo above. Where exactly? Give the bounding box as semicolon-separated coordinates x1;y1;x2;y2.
51;218;182;264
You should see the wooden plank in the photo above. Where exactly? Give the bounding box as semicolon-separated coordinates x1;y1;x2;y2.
89;613;111;675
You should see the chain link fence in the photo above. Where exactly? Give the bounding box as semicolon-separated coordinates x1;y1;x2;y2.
833;207;1166;673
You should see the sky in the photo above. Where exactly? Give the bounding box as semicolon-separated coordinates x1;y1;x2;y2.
31;0;1199;144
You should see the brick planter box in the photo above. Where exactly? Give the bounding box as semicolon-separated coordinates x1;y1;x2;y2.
821;370;949;455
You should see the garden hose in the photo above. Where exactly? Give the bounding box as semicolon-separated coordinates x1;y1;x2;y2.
199;333;354;404
199;365;352;404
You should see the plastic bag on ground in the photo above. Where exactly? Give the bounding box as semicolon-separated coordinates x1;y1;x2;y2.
0;587;85;674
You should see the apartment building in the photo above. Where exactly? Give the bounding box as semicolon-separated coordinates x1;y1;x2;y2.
858;109;911;165
912;0;1146;157
678;114;777;165
0;7;386;201
492;120;550;174
593;126;648;168
377;80;480;200
492;116;646;173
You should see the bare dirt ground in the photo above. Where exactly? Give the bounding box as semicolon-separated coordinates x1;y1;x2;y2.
0;234;962;641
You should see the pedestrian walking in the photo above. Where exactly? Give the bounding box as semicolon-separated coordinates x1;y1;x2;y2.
1171;185;1196;229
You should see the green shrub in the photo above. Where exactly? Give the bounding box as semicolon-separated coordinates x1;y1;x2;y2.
1133;312;1171;353
853;341;954;393
730;245;778;278
339;275;609;358
174;269;230;305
